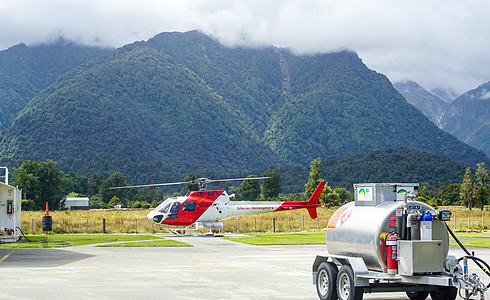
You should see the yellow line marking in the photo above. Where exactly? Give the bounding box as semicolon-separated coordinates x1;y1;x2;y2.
0;251;13;264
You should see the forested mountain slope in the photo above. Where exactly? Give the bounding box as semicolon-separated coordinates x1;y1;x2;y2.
0;31;487;184
0;46;276;183
0;39;110;130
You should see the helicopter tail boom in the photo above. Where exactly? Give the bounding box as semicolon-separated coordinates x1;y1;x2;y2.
275;181;326;219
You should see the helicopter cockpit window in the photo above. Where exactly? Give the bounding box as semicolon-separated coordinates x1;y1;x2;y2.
170;202;181;214
159;203;171;214
182;202;196;212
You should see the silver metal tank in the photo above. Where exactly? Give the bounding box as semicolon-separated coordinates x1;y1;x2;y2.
326;200;449;272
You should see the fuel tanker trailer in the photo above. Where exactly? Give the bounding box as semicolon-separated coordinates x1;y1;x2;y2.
312;183;490;300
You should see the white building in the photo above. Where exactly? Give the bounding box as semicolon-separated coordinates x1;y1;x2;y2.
0;168;22;242
64;197;90;210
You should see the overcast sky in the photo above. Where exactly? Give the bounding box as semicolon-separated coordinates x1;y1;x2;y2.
1;0;489;95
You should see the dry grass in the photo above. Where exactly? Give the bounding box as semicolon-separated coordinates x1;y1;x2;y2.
20;206;487;234
20;207;336;234
441;206;490;231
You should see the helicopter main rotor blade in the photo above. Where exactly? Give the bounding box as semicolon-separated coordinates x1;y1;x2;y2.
205;177;271;183
110;176;271;190
110;181;188;189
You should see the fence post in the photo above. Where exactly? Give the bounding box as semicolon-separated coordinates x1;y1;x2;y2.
152;222;154;234
288;217;291;232
86;219;88;234
302;216;305;231
237;219;240;233
68;219;71;234
120;219;123;233
454;214;456;230
135;219;138;233
483;214;485;230
254;218;256;233
272;218;276;233
102;218;106;234
468;215;471;229
31;218;34;234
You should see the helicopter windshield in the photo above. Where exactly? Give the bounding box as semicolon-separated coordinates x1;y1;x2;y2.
155;199;172;213
159;203;171;214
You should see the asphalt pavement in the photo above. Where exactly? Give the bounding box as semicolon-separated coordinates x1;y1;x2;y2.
0;235;489;300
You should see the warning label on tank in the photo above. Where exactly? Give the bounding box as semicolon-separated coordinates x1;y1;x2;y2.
389;216;397;228
327;207;347;229
340;209;352;226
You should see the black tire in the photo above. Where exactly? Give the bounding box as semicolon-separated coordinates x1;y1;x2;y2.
316;262;338;300
42;215;52;231
429;286;457;300
405;291;429;300
336;265;363;300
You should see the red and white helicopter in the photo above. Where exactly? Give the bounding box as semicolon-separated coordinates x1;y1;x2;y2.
114;177;326;231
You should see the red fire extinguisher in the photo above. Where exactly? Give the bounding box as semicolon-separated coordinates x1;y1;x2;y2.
385;232;399;275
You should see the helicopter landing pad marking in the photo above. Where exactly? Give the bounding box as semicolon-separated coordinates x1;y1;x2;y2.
0;251;12;264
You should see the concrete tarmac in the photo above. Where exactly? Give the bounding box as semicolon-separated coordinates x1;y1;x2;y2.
1;235;490;300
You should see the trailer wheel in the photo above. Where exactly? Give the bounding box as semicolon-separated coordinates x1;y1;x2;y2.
405;291;429;300
336;265;363;300
429;286;457;300
316;262;338;300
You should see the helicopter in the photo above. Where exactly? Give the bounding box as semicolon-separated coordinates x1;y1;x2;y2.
112;177;327;231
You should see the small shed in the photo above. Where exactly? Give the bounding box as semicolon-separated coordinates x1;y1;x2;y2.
64;197;90;210
0;180;22;242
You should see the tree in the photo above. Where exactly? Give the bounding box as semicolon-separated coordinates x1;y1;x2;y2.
304;158;332;205
100;172;130;204
333;188;353;205
261;169;281;200
435;183;460;206
305;158;323;199
239;175;261;200
474;162;489;210
13;159;65;211
87;173;104;196
62;172;83;196
460;167;475;210
181;172;199;195
108;196;123;208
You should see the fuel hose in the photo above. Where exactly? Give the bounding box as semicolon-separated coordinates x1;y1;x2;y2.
445;222;490;299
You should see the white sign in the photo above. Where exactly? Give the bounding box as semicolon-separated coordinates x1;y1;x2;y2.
358;187;373;202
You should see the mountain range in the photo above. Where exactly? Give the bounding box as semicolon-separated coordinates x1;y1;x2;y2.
395;80;490;160
0;31;487;186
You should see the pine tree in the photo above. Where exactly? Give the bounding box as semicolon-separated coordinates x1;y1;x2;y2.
460;167;475;210
239;175;261;200
475;162;489;210
305;158;323;198
304;158;332;205
261;169;281;200
108;196;123;208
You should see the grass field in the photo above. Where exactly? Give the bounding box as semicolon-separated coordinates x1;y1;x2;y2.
225;232;325;245
2;230;490;248
449;240;490;248
18;206;490;236
20;207;337;234
96;240;191;247
0;234;190;248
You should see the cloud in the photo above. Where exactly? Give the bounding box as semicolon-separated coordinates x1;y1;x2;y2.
1;0;489;94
